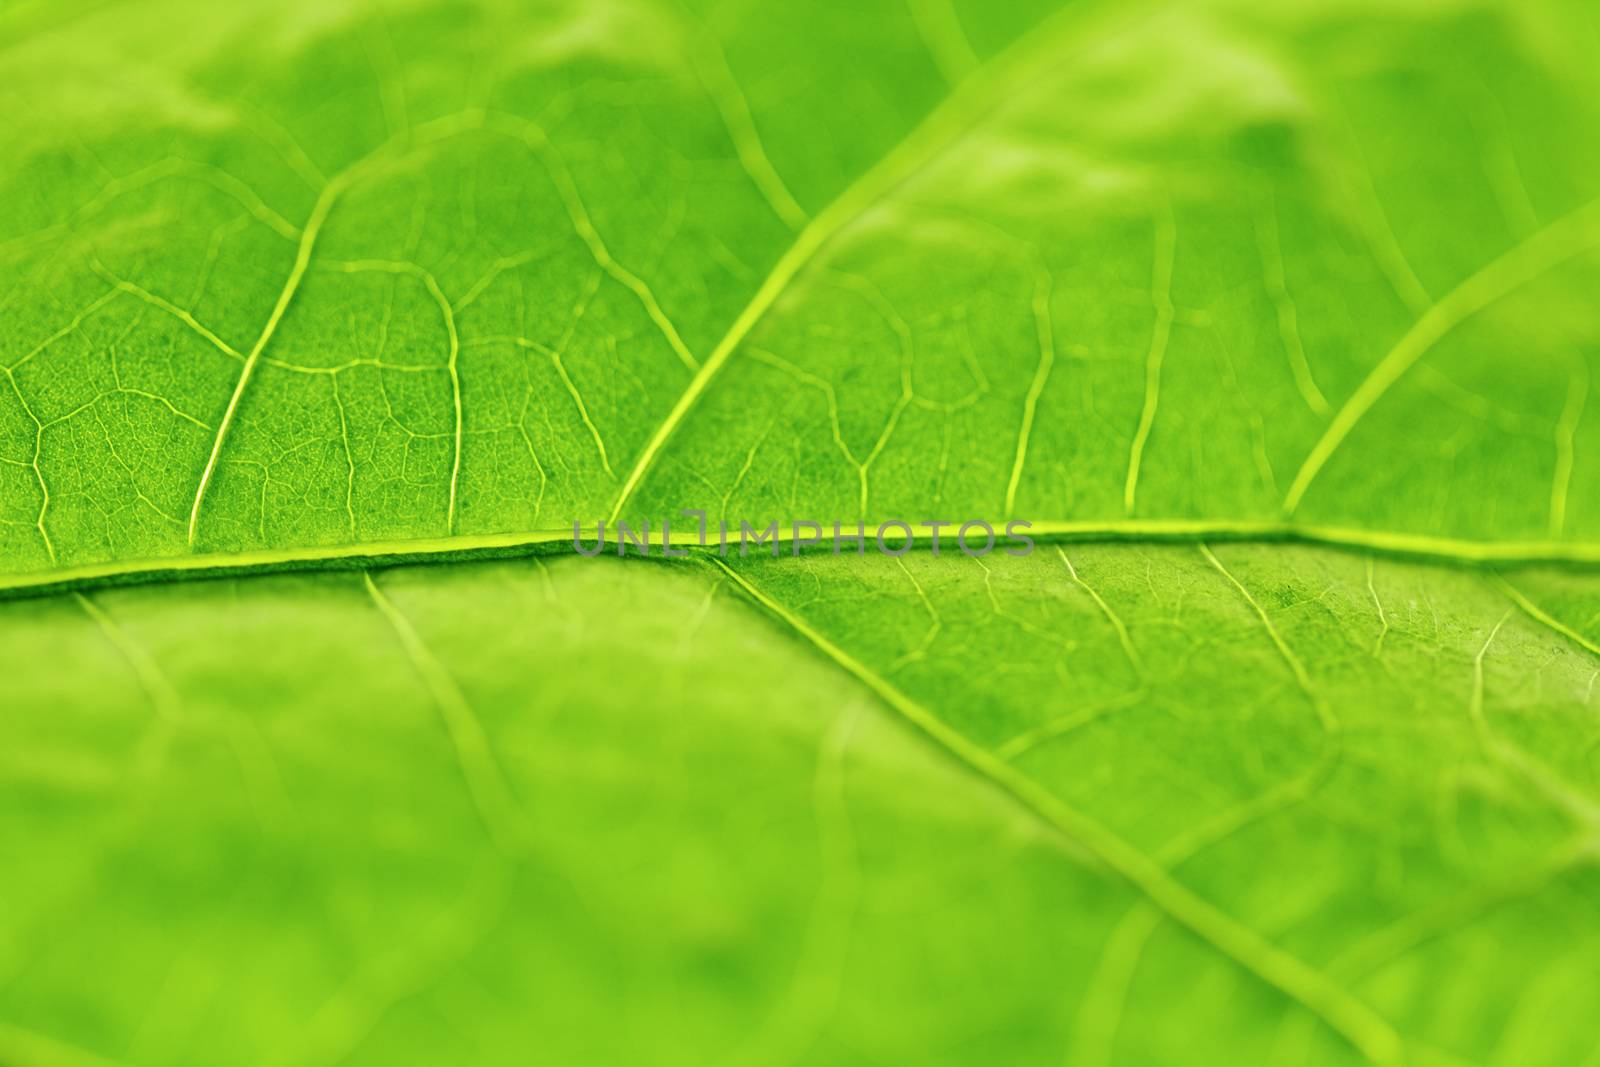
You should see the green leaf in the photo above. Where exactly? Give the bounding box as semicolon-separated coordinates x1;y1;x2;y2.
2;1;1598;1065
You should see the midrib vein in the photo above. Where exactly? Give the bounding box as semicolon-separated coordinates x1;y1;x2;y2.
709;557;1408;1067
606;1;1105;524
4;519;1599;601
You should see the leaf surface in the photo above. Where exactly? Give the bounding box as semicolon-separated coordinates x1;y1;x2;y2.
2;1;1599;1065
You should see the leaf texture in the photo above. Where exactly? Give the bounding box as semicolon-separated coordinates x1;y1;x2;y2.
1;0;1599;1064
